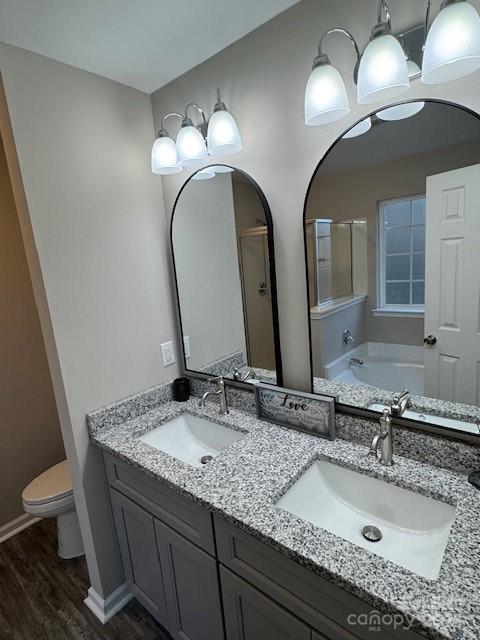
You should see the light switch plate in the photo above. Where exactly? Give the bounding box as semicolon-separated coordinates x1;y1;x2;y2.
161;341;176;367
183;336;191;359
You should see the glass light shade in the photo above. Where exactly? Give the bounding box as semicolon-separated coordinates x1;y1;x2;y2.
304;64;350;125
207;110;242;156
357;34;410;104
377;101;425;121
151;136;182;175
210;165;234;173
422;1;480;84
176;125;208;167
342;117;372;139
192;167;216;180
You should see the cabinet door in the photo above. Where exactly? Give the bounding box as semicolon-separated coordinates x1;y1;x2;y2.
220;566;310;640
111;490;169;628
155;518;224;640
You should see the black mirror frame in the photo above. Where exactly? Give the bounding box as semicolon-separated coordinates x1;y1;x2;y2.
302;98;480;444
170;164;283;389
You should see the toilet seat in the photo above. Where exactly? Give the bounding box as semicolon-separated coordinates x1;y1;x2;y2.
22;460;73;507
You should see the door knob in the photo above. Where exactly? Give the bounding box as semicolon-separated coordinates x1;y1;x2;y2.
424;335;437;346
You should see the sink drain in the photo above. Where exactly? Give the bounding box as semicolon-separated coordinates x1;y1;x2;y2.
362;525;382;542
200;455;214;465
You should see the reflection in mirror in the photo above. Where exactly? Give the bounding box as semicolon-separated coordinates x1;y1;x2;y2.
172;166;281;385
304;101;480;436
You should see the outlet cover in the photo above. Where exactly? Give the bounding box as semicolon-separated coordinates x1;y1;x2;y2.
160;341;176;367
183;336;191;359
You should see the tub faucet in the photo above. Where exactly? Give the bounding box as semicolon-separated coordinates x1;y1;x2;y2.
343;329;355;345
370;409;394;466
391;389;410;417
199;376;229;415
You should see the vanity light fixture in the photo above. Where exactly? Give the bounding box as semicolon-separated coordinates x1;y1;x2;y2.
357;1;409;104
305;28;359;125
305;0;480;128
207;90;243;156
422;0;480;84
151;92;242;175
151;113;183;175
177;104;209;167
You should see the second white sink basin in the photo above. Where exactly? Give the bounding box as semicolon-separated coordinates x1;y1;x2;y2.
276;460;456;580
139;412;245;468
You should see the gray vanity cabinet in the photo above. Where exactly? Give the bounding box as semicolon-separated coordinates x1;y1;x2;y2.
220;566;311;640
111;489;169;628
154;518;224;640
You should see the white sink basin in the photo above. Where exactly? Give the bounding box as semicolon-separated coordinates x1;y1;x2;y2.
139;412;245;468
276;460;456;580
369;403;479;435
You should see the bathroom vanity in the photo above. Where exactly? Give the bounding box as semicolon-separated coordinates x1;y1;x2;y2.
88;390;480;640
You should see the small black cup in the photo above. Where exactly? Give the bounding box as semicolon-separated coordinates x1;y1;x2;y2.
172;377;191;402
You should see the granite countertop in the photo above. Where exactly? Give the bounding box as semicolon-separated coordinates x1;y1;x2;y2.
88;397;480;640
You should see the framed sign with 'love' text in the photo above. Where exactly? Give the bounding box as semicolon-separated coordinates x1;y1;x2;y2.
253;382;336;440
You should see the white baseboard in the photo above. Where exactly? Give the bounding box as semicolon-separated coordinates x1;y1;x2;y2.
0;513;41;543
84;582;132;624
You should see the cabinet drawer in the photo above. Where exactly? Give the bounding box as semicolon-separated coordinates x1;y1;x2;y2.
215;517;422;640
220;566;310;640
104;451;215;554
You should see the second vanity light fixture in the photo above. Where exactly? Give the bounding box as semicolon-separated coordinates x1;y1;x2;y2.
151;90;242;175
305;0;480;127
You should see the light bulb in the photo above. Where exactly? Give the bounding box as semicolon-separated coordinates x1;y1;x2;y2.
151;133;182;175
342;117;372;138
357;33;409;104
176;122;208;167
305;61;350;125
422;0;480;84
207;101;242;157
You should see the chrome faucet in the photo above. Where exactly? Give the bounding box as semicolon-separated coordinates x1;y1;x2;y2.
391;389;410;417
370;409;394;466
343;329;355;345
233;363;256;382
199;376;229;415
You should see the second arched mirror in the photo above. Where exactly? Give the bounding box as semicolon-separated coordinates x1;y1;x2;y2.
171;165;282;386
304;100;480;438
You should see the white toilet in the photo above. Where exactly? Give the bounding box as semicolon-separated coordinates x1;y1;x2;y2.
22;460;84;559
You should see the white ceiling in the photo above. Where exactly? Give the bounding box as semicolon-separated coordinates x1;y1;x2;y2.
0;0;300;93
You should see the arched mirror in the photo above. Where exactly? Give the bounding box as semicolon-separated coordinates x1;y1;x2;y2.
304;100;480;438
172;165;282;385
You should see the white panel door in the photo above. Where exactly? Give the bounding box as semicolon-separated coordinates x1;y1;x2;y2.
424;164;480;405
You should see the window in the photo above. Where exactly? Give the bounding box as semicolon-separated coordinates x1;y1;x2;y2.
378;195;426;312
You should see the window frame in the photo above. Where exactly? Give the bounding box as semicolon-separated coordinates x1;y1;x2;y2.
377;194;426;316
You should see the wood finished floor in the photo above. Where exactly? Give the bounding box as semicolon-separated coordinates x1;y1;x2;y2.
0;518;171;639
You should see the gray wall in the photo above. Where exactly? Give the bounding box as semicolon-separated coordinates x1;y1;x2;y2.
0;44;177;600
0;133;64;529
151;0;480;392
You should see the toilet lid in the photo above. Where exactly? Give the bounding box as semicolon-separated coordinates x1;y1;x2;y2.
22;460;73;505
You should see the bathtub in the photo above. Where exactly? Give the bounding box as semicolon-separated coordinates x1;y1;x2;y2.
324;342;424;395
